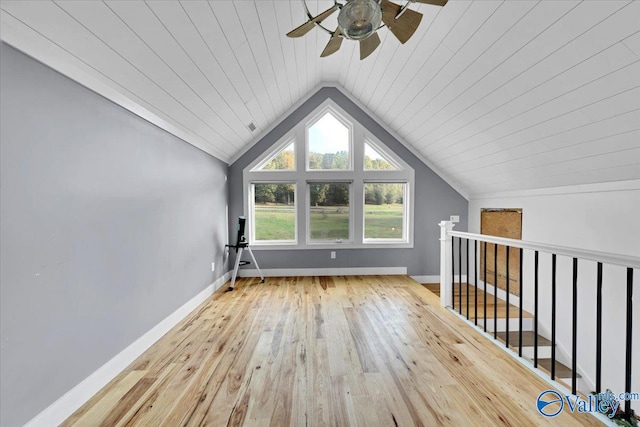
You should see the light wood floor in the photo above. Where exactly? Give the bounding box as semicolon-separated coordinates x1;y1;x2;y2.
424;283;578;383
425;283;533;319
63;276;600;426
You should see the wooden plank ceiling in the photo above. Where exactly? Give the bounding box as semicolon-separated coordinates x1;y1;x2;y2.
2;0;639;197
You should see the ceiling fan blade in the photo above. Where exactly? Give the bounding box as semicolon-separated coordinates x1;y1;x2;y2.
286;5;339;38
381;0;423;44
321;29;343;57
412;0;448;5
312;5;339;23
360;32;381;60
287;21;316;38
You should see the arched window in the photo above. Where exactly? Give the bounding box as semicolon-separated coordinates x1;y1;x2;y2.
243;100;414;249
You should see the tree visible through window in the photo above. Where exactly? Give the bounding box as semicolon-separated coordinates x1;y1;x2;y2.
309;183;350;241
364;142;398;170
308;112;351;170
258;142;295;171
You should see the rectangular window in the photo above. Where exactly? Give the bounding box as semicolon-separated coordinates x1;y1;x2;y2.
308;182;350;241
252;183;296;243
364;183;406;240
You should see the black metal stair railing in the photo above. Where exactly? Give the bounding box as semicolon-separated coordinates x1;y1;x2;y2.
551;253;557;381
445;230;638;422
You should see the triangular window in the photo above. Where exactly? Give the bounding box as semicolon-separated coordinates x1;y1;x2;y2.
254;142;295;171
364;141;400;171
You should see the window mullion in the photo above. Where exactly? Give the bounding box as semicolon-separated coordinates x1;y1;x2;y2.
295;125;306;173
295;126;306;245
362;171;411;181
249;172;299;182
353;178;364;244
353;124;364;173
298;177;307;245
353;122;364;244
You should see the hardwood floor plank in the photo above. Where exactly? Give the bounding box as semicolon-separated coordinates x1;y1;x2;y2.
114;362;181;426
342;307;379;374
60;371;147;427
350;395;380;426
327;376;351;426
163;281;282;426
190;283;285;426
99;377;156;427
63;276;602;427
363;371;417;426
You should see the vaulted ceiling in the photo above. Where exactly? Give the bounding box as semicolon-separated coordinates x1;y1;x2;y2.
2;0;639;198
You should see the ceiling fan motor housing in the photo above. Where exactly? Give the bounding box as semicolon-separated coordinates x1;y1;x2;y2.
337;0;383;40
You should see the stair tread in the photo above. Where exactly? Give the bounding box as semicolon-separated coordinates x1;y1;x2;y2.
537;358;582;379
497;331;551;347
432;282;584;384
422;283;440;295
426;283;534;319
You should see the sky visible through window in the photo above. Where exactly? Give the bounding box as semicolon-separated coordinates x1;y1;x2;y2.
364;142;398;170
308;113;348;154
365;143;384;160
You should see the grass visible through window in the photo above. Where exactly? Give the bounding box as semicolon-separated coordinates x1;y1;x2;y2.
253;182;295;241
254;205;295;241
309;182;350;241
364;182;405;239
309;206;350;240
364;204;404;239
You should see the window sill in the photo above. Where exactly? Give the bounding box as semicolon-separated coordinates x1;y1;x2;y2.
250;242;414;250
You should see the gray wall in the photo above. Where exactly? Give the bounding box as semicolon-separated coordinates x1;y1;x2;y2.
229;87;468;276
0;43;229;427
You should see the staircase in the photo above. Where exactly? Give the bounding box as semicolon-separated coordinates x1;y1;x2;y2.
422;283;581;387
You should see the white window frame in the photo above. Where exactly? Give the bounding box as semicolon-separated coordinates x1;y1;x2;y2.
362;181;409;244
306;180;354;244
249;181;298;245
251;136;297;172
243;99;414;250
363;138;402;171
305;106;354;172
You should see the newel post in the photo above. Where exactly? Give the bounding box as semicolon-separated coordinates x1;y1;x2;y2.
439;220;454;307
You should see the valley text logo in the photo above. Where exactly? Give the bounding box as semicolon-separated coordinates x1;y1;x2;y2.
537;389;639;419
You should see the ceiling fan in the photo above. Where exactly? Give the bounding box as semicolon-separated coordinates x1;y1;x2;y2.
286;0;447;60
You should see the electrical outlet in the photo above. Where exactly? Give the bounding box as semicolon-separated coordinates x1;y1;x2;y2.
450;215;460;223
331;251;336;259
211;262;215;272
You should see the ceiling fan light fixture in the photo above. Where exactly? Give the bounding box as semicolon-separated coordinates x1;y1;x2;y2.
337;0;382;40
286;0;448;59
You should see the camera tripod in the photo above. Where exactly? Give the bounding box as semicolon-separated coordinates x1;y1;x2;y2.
225;216;264;291
225;240;264;291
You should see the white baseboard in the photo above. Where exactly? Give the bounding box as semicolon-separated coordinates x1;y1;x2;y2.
410;275;439;283
24;272;232;427
237;267;407;277
410;275;470;284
